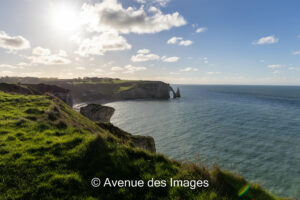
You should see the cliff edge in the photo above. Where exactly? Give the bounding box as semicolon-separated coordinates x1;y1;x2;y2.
0;91;284;200
97;122;156;153
80;104;115;123
0;77;173;103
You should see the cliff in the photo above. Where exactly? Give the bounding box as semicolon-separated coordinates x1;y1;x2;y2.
97;122;156;153
113;81;171;100
0;83;36;95
0;77;172;103
0;91;283;200
25;84;73;107
0;83;73;106
81;104;155;152
80;104;115;123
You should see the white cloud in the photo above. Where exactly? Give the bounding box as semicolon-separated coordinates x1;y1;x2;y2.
131;49;160;62
73;0;185;56
137;49;150;54
81;0;186;34
253;35;279;45
167;37;182;44
267;64;284;69
75;32;131;57
161;56;180;62
167;37;193;46
179;40;193;46
288;67;300;71
206;71;221;75
108;64;147;73
0;64;23;69
76;66;86;70
18;62;30;67
32;47;51;56
169;72;180;75
136;0;170;7
180;67;198;72
292;51;300;55
111;66;123;71
199;57;208;64
0;31;30;51
95;68;104;72
123;64;147;73
273;70;280;74
0;70;14;75
58;50;68;57
196;27;207;33
26;47;71;65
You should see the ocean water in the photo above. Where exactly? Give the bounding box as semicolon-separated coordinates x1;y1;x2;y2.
106;85;300;198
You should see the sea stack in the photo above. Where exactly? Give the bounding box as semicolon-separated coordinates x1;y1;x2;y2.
80;104;115;123
175;88;181;98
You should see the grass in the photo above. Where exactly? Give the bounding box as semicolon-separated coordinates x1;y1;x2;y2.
0;91;286;200
71;79;137;85
117;84;137;93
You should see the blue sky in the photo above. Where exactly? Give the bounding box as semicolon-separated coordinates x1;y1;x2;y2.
0;0;300;85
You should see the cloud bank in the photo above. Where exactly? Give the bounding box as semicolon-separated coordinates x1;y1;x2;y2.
81;0;186;34
26;47;71;65
0;31;30;51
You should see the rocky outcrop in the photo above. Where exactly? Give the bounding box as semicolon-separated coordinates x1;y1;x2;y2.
0;83;35;95
25;84;73;107
80;103;156;153
175;88;181;98
169;87;181;98
80;104;115;123
97;122;156;153
0;83;73;106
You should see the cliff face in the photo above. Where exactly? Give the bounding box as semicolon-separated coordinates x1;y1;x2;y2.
60;81;171;102
114;81;170;100
25;84;73;107
0;83;35;95
0;77;172;103
81;103;156;153
97;122;156;153
80;104;115;123
0;83;73;106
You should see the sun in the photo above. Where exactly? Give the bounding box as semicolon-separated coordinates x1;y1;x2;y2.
51;3;80;34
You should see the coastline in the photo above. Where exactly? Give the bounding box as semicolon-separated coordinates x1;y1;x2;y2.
73;98;173;111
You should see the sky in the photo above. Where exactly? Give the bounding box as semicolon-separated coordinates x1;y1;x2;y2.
0;0;300;85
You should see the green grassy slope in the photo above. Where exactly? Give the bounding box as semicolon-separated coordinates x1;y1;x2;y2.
0;92;285;200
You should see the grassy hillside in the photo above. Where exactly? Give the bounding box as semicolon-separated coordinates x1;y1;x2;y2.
0;92;285;200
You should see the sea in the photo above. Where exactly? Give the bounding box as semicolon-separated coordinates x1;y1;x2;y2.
105;85;300;198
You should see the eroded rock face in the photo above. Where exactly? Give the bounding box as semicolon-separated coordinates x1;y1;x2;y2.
97;122;156;153
80;104;115;123
130;136;156;153
114;81;171;100
0;83;35;95
0;83;73;107
25;84;73;107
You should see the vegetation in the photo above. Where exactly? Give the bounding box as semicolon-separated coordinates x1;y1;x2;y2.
0;91;286;200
